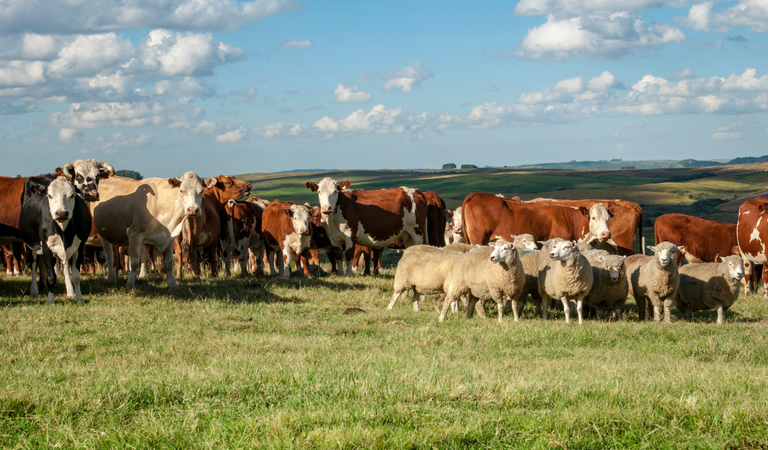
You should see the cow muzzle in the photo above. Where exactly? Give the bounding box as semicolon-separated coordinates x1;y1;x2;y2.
599;231;611;241
186;207;200;216
452;227;462;234
55;210;69;221
83;190;99;202
321;206;333;214
300;228;309;236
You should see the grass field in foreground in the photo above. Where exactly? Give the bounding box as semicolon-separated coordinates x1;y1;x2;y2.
2;270;768;449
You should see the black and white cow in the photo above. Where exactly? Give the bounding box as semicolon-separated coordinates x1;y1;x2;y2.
19;175;91;304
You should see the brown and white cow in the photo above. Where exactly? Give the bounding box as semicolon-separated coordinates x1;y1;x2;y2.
174;175;251;279
56;159;115;202
444;206;464;244
462;193;612;247
305;178;428;276
221;199;265;276
529;198;642;255
737;197;768;297
90;172;217;289
261;200;312;279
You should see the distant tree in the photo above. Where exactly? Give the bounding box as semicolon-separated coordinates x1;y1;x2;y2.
442;163;456;169
460;164;477;169
620;166;635;170
116;169;143;180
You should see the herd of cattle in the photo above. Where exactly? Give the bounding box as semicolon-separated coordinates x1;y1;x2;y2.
1;160;768;324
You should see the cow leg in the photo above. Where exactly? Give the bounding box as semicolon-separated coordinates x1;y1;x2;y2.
101;238;117;285
762;265;768;299
138;245;149;279
174;236;184;280
62;257;75;298
29;256;39;297
2;245;11;276
207;245;219;278
220;237;232;276
158;245;178;289
344;246;355;277
125;236;143;289
43;249;57;305
70;251;84;305
372;248;382;276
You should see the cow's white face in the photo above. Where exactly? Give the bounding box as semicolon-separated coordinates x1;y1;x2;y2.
489;240;515;264
169;172;216;217
452;207;463;234
60;159;114;202
288;204;311;236
47;177;77;230
550;240;577;261
722;255;745;280
647;242;682;267
588;203;612;242
306;177;350;216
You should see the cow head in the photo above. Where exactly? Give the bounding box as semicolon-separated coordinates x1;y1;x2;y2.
451;207;463;235
549;240;578;261
719;255;745;280
305;177;350;215
601;255;626;282
585;203;612;242
286;204;311;236
168;172;217;217
488;239;517;265
33;177;77;230
647;241;682;267
210;175;252;202
56;159;115;202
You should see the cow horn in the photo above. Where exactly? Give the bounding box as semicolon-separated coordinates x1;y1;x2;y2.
62;162;75;179
98;161;115;175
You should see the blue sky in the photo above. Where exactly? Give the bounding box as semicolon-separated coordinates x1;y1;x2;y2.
1;0;767;177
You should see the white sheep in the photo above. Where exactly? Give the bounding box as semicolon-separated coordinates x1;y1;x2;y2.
675;255;745;324
513;234;538;250
625;241;683;323
439;240;525;322
389;250;463;312
538;240;594;324
584;254;629;320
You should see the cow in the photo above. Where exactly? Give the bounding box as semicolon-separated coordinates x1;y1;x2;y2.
461;193;612;247
424;190;448;247
2;243;23;276
529;198;642;255
18;175;91;304
174;175;251;279
221;199;265;276
261;200;312;279
297;206;342;277
444;206;464;244
655;213;739;264
90;172;217;289
55;159;115;202
305;178;428;276
737;197;768;297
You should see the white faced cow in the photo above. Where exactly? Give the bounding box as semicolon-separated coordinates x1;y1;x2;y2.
305;177;429;276
19;175;91;304
57;159;115;202
90;172;216;289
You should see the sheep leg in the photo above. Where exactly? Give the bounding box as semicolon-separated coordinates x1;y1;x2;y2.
450;296;458;314
475;297;487;319
614;305;623;321
576;297;584;325
663;298;673;323
540;293;550;320
715;302;724;324
635;295;646;320
439;293;458;322
387;291;402;310
412;291;421;312
497;302;504;323
511;299;520;322
466;294;478;319
561;297;571;323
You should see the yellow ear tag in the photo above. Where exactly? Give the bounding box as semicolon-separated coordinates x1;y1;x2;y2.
340;186;346;190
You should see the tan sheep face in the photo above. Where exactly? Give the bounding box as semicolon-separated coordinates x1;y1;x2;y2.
489;240;515;264
601;255;625;282
513;233;538;250
647;241;682;267
549;240;577;261
588;203;612;242
721;255;745;280
539;237;565;253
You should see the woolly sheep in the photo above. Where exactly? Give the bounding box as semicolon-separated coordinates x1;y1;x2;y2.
584;254;628;320
538;240;594;324
625;241;683;323
389;250;463;312
439;240;525;322
513;234;538;250
675;255;745;324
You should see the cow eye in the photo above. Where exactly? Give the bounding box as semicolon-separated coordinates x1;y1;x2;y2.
226;182;232;186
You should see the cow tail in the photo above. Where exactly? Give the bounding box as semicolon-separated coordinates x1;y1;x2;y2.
638;211;644;254
462;196;471;244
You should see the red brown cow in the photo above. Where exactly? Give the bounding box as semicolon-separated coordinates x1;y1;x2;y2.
462;193;612;247
424;190;448;247
261;200;312;279
221;199;265;276
655;213;739;263
737;198;768;297
174;175;251;279
305;178;428;276
529;198;642;255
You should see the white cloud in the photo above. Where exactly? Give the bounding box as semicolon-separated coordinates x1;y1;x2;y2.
58;127;81;143
255;121;304;137
216;127;247;143
515;13;686;60
139;30;246;77
0;0;298;36
192;121;218;134
512;0;701;18
0;61;46;88
50;101;201;129
678;0;768;33
378;61;433;94
94;132;154;153
712;131;741;139
313;104;408;133
670;68;696;81
334;84;372;103
486;85;499;92
279;40;312;51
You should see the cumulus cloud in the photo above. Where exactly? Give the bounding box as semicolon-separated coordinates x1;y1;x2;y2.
670;68;695;81
58;127;82;143
378;61;433;94
334;84;372;103
216;127;247;143
313;104;409;134
255;122;303;137
279;40;312;51
512;0;701;18
95;133;154;153
50;101;201;129
0;0;298;36
486;85;499;92
678;1;768;33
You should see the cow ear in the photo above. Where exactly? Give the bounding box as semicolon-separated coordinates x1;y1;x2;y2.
98;162;115;178
579;206;589;216
443;210;453;218
338;180;351;190
732;246;741;255
204;177;217;188
305;181;319;192
30;181;47;196
284;208;292;216
168;178;181;188
55;167;65;177
227;199;237;209
62;162;75;180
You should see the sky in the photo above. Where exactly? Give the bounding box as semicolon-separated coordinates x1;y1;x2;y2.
1;0;767;177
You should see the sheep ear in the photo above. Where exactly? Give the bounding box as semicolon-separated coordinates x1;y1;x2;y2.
647;245;657;252
718;256;725;262
677;246;685;252
488;242;496;247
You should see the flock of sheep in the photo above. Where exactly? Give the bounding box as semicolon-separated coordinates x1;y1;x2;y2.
390;234;745;325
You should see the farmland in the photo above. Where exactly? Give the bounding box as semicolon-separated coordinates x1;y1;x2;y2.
2;163;768;448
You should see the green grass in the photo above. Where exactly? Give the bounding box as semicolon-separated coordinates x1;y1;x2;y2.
2;269;768;449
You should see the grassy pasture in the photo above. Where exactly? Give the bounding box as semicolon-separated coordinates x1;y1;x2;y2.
2;269;768;449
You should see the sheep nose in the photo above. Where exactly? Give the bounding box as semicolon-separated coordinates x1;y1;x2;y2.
599;231;611;240
489;256;497;262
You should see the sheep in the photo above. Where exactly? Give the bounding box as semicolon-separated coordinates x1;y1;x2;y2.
389;250;463;312
538;240;594;324
506;238;566;318
584;254;629;320
443;242;475;253
513;234;538;250
625;241;683;323
439;239;525;323
675;255;745;324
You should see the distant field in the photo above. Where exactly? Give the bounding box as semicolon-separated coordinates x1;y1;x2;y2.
2;270;768;449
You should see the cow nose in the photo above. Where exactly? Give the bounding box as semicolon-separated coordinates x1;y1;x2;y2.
245;183;251;191
186;207;200;216
299;228;307;235
600;231;611;240
55;210;68;220
321;206;332;214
